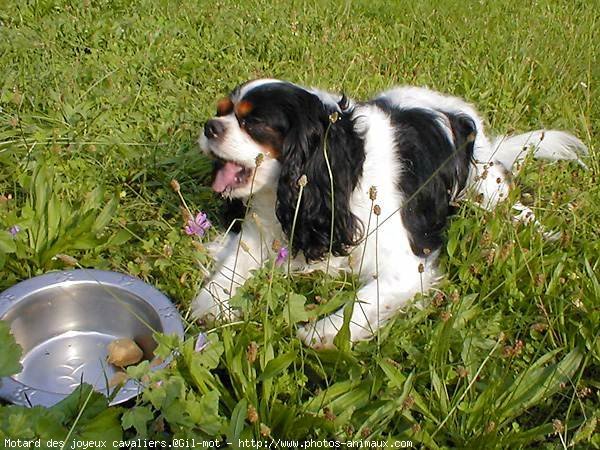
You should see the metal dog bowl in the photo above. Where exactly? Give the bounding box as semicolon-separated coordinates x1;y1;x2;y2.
0;269;185;407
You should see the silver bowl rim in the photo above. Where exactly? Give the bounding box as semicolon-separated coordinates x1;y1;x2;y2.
0;269;185;407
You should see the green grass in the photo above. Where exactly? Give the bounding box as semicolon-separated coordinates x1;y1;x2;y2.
0;0;598;448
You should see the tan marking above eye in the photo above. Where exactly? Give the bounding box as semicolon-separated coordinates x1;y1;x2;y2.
216;97;234;116
235;100;254;118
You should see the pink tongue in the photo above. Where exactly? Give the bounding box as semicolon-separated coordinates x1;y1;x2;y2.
212;162;244;193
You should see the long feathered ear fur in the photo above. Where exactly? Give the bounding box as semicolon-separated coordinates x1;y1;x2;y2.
275;90;365;261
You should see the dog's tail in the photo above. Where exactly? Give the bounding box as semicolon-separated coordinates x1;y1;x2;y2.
469;129;588;204
470;130;588;240
490;130;588;172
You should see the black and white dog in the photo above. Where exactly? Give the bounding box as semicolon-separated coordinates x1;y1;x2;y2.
193;79;587;347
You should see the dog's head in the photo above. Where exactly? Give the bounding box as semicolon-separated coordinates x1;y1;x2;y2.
200;79;364;260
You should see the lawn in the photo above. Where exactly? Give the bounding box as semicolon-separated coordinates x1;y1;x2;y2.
0;0;598;448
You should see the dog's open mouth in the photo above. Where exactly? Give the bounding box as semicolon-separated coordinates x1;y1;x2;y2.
212;158;254;194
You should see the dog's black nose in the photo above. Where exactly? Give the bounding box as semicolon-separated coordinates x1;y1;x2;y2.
204;119;225;139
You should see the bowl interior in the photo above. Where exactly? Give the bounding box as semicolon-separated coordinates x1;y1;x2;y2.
2;281;163;396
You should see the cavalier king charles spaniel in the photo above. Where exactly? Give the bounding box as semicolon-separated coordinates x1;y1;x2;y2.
193;79;587;347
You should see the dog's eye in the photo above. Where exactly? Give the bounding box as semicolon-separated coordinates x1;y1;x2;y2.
239;117;261;129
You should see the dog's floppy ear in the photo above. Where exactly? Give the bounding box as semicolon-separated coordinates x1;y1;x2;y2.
275;92;365;261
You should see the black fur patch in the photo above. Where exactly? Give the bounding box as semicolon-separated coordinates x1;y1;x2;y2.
373;99;475;256
241;83;366;261
223;199;245;233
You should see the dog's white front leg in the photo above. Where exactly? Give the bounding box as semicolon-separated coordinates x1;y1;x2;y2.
192;225;265;321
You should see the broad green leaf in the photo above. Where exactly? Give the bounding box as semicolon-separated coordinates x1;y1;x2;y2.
545;255;567;296
356;372;414;438
260;336;275;403
152;332;182;359
92;197;118;233
227;398;248;443
496;347;584;425
571;416;597;446
33;213;48;255
284;293;309;324
85;186;105;211
0;321;22;377
68;211;96;238
52;383;112;423
190;333;224;370
4;408;36;438
333;296;354;351
430;369;449;415
187;390;223;435
126;360;151;380
378;358;407;388
304;380;358;413
46;194;61;245
122;406;153;438
70;235;102;250
75;407;122;448
258;352;295;381
447;233;458;257
108;229;133;246
33;164;50;215
0;230;16;254
329;382;371;413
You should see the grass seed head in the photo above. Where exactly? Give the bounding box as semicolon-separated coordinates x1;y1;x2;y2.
271;239;282;252
402;395;415;410
240;240;251;253
255;153;264;167
260;423;271;437
450;291;460;303
552;419;564;434
369;185;378;200
432;291;445;307
323;406;336;421
180;206;192;223
576;386;592;399
246;341;258;364
531;322;548;332
247;405;259;423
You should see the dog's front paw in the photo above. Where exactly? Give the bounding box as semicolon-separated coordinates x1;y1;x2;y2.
297;315;344;349
297;309;381;348
191;288;235;323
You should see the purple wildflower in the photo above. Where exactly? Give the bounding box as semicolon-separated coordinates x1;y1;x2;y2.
275;247;289;266
195;332;209;352
8;225;20;236
184;212;211;237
